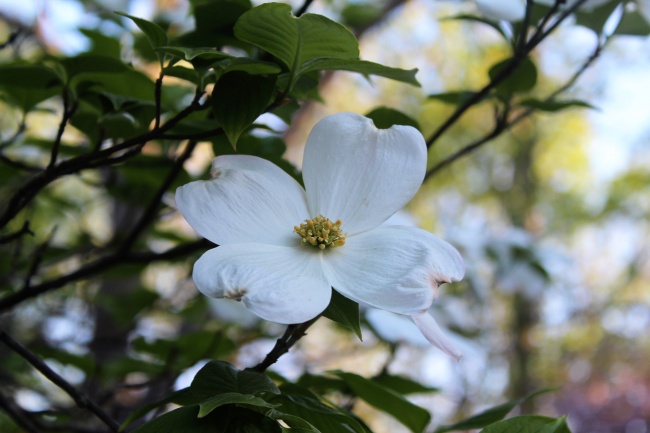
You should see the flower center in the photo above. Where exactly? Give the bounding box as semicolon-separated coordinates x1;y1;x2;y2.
294;215;346;250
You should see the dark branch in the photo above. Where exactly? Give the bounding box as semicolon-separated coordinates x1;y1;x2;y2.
0;239;213;312
294;0;315;17
48;90;77;170
0;221;34;245
250;317;319;372
118;140;198;253
0;330;120;432
0;389;42;433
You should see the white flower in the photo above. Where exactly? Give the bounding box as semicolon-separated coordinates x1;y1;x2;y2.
175;112;465;359
475;0;526;22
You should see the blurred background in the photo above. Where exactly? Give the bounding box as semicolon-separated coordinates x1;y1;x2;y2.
0;1;649;432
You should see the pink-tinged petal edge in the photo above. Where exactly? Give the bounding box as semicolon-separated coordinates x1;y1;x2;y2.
412;313;462;361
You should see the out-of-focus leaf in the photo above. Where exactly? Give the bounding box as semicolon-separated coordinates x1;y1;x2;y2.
575;0;621;33
520;98;595;112
331;371;430;433
615;11;650;35
365;107;420;130
427;91;478;105
372;373;439;395
190;360;280;400
296;373;348;394
488;57;537;98
322;290;362;339
115;12;168;65
218;58;282;75
79;28;121;58
120;388;195;430
266;409;321;433
435;388;556;433
158;46;233;62
0;64;62;111
212;71;277;147
163;65;200;85
480;415;571;433
443;14;508;40
341;3;384;28
178;0;252;48
60;54;128;82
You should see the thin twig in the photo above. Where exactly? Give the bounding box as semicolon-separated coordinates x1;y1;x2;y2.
0;30;21;50
0;389;42;433
22;227;57;290
118;140;198;253
0;329;120;432
294;0;315;17
426;0;588;149
0;221;34;245
425;29;609;180
49;90;77;170
0;239;213;312
0;153;42;172
154;73;164;129
250;317;319;372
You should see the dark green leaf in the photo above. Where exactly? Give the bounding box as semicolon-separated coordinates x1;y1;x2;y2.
158;46;233;62
219;58;282;75
212;71;277;147
427;91;478;105
120;388;194;430
273;384;371;433
130;405;227;433
198;392;278;417
301;58;419;87
615;11;650;36
115;11;168;64
296;373;348;394
79;28;121;58
60;54;128;82
480;415;571;433
0;63;62;88
265;409;321;433
520;98;595;112
178;0;252;49
163;65;200;85
365;107;420;130
575;0;621;33
435;389;556;433
488;57;537;98
322;290;362;339
341;3;384;28
332;371;430;433
190;360;280;400
372;373;439;395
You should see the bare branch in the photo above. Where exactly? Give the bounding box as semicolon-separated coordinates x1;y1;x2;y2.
250;317;319;372
0;330;120;432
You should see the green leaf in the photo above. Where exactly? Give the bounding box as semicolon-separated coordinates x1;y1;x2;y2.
219;58;282;75
435;389;556;433
372;373;439;395
190;360;280;400
158;46;233;62
443;14;508;40
198;392;279;417
272;384;371;433
480;415;571;433
322;290;362;339
60;54;128;82
130;405;227;433
115;11;168;65
341;3;384;28
365;107;420;130
575;1;621;33
301;58;419;87
332;371;431;433
519;98;595;112
212;71;277;147
120;388;194;430
0;63;62;88
266;409;321;433
80;28;122;58
615;11;650;36
488;57;537;98
163;65;200;85
179;0;252;49
234;3;359;88
427;90;478;105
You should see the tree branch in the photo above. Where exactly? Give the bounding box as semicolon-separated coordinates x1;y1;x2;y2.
250;317;319;372
0;330;120;432
0;221;33;245
0;389;42;433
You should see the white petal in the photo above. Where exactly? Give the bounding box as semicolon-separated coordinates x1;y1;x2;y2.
412;313;462;361
176;155;308;246
193;244;330;324
475;0;525;22
302;112;427;235
321;226;464;316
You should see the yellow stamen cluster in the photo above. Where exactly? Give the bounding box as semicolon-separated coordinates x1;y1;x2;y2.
294;215;346;250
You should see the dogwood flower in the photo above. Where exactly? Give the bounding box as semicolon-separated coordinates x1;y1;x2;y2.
175;112;465;359
475;0;526;22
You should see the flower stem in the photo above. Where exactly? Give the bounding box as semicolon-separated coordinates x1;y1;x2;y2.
250;317;319;372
